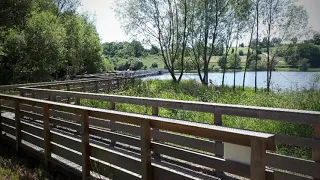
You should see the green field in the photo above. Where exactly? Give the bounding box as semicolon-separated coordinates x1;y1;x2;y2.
82;79;320;160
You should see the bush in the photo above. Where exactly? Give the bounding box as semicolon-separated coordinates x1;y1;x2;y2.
239;50;244;56
131;60;144;71
231;48;234;54
143;65;148;70
151;62;158;68
298;58;310;71
212;66;220;72
218;54;241;69
256;49;262;54
239;43;244;47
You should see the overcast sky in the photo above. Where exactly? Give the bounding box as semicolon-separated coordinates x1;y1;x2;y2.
79;0;320;43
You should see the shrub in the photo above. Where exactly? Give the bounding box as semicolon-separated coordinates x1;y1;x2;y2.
151;62;158;68
239;50;244;56
131;60;144;70
298;58;310;71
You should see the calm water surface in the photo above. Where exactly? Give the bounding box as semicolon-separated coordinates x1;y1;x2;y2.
142;71;320;90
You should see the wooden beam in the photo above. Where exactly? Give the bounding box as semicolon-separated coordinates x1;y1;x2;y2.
66;84;70;103
109;101;116;145
15;100;21;151
0;99;2;136
81;110;90;180
214;114;223;158
141;119;152;180
151;107;160;159
43;104;51;166
250;138;267;180
313;124;320;180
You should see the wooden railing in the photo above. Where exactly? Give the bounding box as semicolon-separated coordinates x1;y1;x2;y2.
15;85;320;180
0;94;276;180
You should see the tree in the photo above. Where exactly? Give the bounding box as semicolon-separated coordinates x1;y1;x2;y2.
298;58;309;71
53;0;81;15
314;32;320;45
189;0;230;85
116;0;191;83
0;0;32;30
150;45;159;55
130;40;144;57
263;0;308;91
151;62;158;68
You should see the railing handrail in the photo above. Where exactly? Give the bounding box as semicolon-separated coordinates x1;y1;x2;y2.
0;93;275;149
18;87;320;125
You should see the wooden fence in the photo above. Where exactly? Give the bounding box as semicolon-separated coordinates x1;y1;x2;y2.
0;94;277;180
14;84;320;180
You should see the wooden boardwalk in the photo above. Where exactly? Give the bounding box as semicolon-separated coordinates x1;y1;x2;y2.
0;78;319;180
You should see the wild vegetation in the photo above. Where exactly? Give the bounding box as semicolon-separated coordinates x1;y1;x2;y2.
83;79;320;159
0;0;114;85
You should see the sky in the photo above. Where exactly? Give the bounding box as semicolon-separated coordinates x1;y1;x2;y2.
79;0;320;43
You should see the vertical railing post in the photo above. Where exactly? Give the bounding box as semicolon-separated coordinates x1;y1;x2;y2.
250;138;266;180
109;102;116;145
141;119;152;180
95;81;99;93
214;114;223;158
81;110;90;180
117;79;120;89
82;82;87;92
43;104;51;166
15;100;21;151
66;84;70;103
0;99;2;137
152;107;160;159
313;124;320;180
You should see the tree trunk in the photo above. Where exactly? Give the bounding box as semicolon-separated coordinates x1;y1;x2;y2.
243;21;255;91
255;0;259;93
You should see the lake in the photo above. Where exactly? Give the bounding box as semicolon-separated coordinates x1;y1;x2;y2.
141;71;320;90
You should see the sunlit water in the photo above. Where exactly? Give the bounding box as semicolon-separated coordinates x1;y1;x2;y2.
141;71;320;91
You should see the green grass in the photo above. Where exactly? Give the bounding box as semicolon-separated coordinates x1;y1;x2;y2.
82;79;320;159
0;142;68;179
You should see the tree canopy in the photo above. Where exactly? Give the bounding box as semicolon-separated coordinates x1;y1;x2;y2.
0;0;112;84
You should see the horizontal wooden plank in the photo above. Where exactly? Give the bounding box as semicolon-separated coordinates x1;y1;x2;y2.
275;134;320;149
152;142;250;178
113;123;140;136
266;153;320;178
90;144;141;174
51;143;81;165
2;124;15;136
273;170;312;180
90;127;140;147
17;87;320;124
0;105;15;113
21;122;43;138
152;162;211;180
90;159;140;180
21;131;43;148
152;130;215;154
1;117;15;127
51;131;81;152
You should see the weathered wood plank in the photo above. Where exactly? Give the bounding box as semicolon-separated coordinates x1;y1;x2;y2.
152;142;250;178
21;121;43;138
51;131;81;152
313;124;320;180
152;130;215;154
90;158;140;180
15;100;21;151
21;131;43;147
51;143;82;165
1;117;15;127
251;138;267;180
43;104;51;166
2;124;15;136
90;144;141;174
81;110;90;180
141;119;152;180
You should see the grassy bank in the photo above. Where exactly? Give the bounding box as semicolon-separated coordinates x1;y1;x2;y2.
82;79;320;159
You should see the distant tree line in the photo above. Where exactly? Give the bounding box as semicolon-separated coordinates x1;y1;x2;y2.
0;0;114;85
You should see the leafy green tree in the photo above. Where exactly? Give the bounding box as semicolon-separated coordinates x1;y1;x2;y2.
239;50;244;56
313;32;320;45
0;0;32;30
298;58;309;71
131;60;144;71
